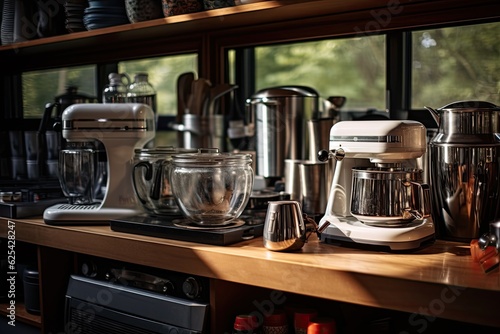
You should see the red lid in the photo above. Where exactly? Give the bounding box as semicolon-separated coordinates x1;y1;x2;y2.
294;308;318;329
307;317;336;334
264;309;287;326
234;314;259;331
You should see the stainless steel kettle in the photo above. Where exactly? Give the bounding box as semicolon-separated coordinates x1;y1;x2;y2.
37;86;97;178
426;100;500;241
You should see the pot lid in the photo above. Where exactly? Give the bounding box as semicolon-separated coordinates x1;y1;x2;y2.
55;86;96;102
438;100;500;111
134;146;196;157
251;85;319;98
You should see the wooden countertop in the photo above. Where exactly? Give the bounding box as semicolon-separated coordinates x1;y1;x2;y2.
1;217;499;328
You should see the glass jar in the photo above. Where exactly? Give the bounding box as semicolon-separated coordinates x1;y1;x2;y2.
103;73;130;103
58;142;96;205
233;314;261;334
263;309;288;334
307;317;336;334
170;149;254;226
294;308;318;334
127;73;157;114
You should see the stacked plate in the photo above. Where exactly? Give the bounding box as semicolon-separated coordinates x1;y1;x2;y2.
65;0;88;33
1;0;15;45
83;0;130;30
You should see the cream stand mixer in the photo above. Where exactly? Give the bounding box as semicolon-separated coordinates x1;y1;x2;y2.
317;120;435;251
44;103;155;225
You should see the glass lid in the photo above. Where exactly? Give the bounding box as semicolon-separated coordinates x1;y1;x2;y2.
171;148;252;166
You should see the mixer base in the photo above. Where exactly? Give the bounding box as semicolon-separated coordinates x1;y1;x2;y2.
319;216;435;251
43;202;144;225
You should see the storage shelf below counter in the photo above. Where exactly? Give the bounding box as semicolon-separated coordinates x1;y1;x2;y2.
1;216;499;328
0;302;41;328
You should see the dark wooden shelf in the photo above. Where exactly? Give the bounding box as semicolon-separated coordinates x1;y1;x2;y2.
1;0;499;72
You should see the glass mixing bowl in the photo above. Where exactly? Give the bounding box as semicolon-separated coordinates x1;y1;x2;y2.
170;149;254;226
132;147;196;216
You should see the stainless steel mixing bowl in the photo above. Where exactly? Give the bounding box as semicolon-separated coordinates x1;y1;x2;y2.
350;167;431;225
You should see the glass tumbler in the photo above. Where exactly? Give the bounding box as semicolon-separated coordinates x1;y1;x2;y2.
58;143;95;205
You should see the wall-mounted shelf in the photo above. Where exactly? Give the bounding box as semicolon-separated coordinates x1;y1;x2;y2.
1;0;499;72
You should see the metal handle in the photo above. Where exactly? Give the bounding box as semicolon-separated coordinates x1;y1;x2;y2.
318;148;345;162
132;161;153;204
407;181;431;220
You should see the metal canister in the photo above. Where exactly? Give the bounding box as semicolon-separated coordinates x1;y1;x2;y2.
246;86;319;178
427;101;500;241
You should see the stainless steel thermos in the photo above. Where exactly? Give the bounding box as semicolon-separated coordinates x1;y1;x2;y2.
427;101;500;241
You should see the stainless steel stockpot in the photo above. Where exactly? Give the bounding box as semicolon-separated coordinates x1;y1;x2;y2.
427;100;500;241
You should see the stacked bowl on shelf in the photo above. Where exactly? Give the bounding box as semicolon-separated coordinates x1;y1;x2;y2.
65;0;88;33
125;0;163;23
83;0;129;30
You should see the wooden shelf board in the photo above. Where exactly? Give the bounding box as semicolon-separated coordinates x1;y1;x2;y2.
0;301;41;328
1;217;499;327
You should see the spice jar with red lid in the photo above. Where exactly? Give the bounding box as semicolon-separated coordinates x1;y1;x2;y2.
307;317;336;334
233;314;261;334
263;309;288;334
294;308;318;334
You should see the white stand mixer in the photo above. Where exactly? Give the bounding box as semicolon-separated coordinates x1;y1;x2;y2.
317;120;435;251
44;103;155;225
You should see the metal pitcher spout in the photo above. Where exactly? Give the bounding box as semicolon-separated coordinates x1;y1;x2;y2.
424;106;440;127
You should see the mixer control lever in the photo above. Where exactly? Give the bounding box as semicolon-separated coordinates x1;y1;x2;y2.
317;148;345;162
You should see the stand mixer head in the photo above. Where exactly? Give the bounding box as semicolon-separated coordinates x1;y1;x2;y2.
318;120;435;250
44;103;155;225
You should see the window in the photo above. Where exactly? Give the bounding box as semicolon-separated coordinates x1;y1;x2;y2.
118;54;198;116
411;22;500;109
253;35;386;112
22;65;97;118
118;54;198;147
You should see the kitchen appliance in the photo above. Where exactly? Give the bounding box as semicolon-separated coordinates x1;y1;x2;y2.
317;120;435;251
111;149;262;246
426;101;500;241
43;103;155;225
65;255;209;333
0;179;65;218
247;86;319;180
38;86;97;179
